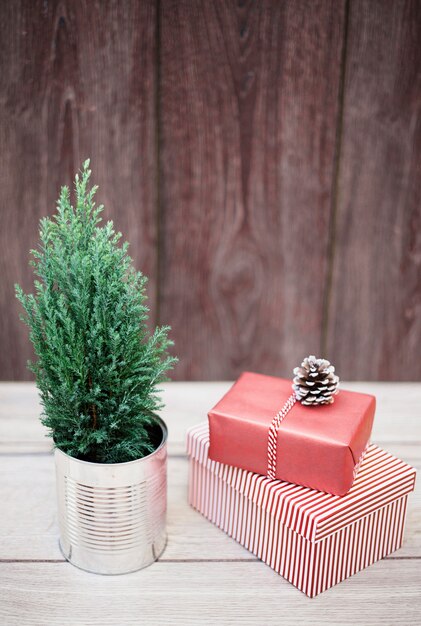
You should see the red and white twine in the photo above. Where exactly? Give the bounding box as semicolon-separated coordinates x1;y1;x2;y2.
267;394;371;482
267;393;296;480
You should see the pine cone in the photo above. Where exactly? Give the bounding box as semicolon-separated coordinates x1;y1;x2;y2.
292;356;339;406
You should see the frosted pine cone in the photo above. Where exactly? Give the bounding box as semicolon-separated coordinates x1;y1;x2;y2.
292;356;339;406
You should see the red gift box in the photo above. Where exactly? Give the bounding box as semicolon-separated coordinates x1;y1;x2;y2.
208;372;376;495
188;423;416;597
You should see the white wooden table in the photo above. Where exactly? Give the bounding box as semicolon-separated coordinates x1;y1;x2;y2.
0;382;420;625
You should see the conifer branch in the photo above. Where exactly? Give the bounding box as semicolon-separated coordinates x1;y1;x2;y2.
16;161;177;463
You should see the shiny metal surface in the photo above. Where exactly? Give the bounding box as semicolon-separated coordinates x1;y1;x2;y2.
55;417;167;574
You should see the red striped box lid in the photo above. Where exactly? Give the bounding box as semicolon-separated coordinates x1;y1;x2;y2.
187;423;416;543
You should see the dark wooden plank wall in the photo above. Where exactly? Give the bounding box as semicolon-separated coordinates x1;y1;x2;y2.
0;0;420;381
326;0;421;380
159;0;345;379
0;0;158;378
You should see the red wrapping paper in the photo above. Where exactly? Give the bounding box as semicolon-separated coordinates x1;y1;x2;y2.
208;372;376;495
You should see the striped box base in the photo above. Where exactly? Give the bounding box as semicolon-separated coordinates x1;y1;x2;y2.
187;424;416;597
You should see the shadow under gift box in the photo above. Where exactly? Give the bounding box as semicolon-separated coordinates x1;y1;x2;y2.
187;423;416;598
208;372;376;495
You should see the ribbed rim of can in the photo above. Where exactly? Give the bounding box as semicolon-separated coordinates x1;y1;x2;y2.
54;415;168;467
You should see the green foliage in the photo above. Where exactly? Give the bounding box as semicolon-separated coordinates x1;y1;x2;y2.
16;160;177;463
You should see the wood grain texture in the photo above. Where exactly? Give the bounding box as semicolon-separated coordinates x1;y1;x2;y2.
0;382;420;625
159;0;345;379
1;381;421;453
2;1;421;383
326;0;421;380
1;561;421;626
0;0;158;380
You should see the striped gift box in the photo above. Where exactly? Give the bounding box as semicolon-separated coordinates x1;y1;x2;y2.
187;423;416;597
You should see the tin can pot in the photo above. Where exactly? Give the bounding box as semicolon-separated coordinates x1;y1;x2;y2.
54;417;167;575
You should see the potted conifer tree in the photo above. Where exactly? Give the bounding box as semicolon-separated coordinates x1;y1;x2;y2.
16;160;176;574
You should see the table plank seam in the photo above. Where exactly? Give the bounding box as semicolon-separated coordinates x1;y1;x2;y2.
0;452;189;458
1;556;419;564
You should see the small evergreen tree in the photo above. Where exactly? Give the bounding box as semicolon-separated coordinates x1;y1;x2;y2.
16;160;176;463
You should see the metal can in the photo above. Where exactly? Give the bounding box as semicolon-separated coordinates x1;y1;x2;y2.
54;417;167;574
